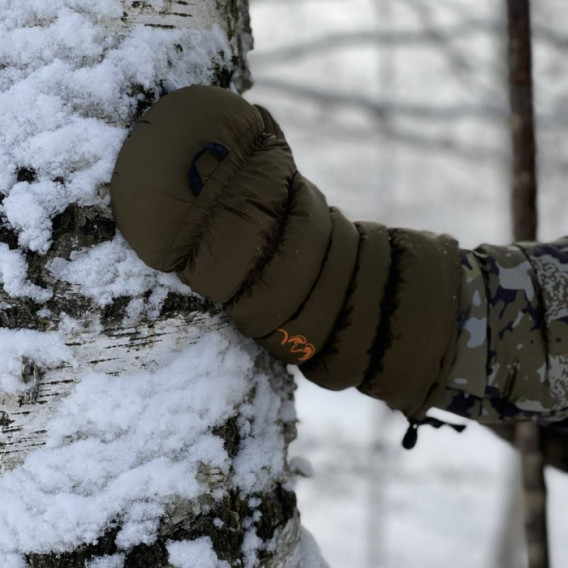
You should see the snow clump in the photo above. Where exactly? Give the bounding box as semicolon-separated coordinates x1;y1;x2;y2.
0;327;71;393
167;537;230;568
0;0;231;300
0;326;287;560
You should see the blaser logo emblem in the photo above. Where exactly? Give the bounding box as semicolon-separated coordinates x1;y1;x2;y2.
277;329;315;362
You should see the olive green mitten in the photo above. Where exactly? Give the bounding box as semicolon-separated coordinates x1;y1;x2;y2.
110;86;462;421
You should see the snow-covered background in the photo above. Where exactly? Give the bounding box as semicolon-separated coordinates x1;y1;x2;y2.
0;0;566;566
246;0;568;566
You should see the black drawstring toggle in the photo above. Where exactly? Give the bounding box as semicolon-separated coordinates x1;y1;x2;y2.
402;417;466;450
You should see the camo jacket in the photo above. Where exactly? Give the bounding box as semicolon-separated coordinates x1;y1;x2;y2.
440;237;568;425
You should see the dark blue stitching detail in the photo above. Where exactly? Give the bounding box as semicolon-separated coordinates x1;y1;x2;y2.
188;143;230;196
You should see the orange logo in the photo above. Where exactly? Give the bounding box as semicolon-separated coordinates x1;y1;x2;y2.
277;329;315;363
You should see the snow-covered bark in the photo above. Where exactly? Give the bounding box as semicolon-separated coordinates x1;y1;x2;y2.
0;2;322;566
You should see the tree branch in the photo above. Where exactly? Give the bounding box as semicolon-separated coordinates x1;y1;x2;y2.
252;20;503;65
254;76;507;121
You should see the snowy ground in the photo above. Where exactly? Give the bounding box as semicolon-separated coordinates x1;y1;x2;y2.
246;1;568;566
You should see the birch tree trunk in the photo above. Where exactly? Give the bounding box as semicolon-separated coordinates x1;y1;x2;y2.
0;2;315;566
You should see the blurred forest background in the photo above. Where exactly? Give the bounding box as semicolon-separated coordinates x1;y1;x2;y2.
245;1;568;567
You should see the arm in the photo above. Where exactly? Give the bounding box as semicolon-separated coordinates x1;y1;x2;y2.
110;85;568;429
440;239;568;426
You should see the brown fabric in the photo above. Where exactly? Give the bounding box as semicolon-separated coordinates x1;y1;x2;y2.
111;86;264;273
300;222;392;390
257;207;359;365
225;172;332;338
357;229;461;417
110;85;463;419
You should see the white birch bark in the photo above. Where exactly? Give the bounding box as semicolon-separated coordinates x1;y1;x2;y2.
0;1;320;566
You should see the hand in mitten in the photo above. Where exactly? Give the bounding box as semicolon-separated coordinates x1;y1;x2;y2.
111;86;568;430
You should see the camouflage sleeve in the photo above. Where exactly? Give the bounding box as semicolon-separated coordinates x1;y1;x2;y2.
436;237;568;425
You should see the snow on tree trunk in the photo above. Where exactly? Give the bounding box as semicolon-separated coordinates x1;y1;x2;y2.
0;2;325;566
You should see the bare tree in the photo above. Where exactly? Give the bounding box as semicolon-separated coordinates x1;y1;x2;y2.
0;2;314;567
505;1;550;567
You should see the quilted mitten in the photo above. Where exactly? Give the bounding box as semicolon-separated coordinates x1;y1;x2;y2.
111;86;568;431
111;85;461;422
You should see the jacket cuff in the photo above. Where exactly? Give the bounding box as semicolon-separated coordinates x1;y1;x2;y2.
437;239;568;425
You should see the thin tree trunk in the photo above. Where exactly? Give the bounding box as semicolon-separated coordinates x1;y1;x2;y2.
496;453;527;568
0;2;309;566
505;2;550;567
507;0;538;242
